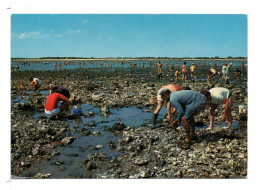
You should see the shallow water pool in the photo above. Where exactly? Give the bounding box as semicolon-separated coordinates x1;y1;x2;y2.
20;104;154;178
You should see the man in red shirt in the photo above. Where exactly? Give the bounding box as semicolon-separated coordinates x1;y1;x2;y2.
45;92;71;118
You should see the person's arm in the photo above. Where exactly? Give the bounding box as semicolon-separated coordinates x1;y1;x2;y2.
58;93;71;102
227;63;232;70
172;101;184;122
166;101;171;121
30;81;37;87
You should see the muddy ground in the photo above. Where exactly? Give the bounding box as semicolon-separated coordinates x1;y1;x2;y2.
11;66;247;178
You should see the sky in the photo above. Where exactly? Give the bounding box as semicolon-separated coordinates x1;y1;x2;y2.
11;14;247;58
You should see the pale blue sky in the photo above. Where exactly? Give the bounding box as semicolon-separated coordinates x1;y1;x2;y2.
11;14;247;58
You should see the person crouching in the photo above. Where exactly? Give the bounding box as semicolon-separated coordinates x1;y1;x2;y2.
45;91;71;119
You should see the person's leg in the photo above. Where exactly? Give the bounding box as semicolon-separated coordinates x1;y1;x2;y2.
189;117;195;138
59;101;70;113
182;117;191;142
35;84;40;90
208;104;218;129
226;97;232;126
222;96;232;121
152;100;163;127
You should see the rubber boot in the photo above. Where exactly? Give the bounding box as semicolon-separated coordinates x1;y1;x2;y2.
151;114;158;127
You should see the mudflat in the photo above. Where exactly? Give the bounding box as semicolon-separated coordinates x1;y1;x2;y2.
11;65;247;178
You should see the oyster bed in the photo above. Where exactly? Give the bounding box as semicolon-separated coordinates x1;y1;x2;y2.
11;66;247;178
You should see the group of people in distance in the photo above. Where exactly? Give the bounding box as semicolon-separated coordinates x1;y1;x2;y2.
157;61;236;83
152;83;232;145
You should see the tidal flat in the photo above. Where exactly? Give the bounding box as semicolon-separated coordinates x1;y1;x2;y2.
11;65;247;179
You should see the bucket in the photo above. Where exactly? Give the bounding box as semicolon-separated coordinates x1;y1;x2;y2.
71;106;82;116
149;97;157;105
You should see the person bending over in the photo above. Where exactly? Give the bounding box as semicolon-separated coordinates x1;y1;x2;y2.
160;89;208;144
207;68;219;82
152;84;191;127
45;91;71;119
29;77;42;90
201;87;232;129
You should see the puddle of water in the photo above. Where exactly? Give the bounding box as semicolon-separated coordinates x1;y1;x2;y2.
11;96;30;104
127;92;136;96
20;104;153;178
18;101;244;178
26;90;50;95
39;90;50;95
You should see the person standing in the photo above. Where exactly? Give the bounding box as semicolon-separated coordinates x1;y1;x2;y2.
190;63;196;81
157;61;163;80
181;62;187;81
222;63;232;83
222;63;228;81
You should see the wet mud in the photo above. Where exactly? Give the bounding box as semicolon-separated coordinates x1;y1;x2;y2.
11;64;247;178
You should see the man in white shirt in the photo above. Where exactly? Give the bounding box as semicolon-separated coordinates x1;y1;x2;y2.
29;77;42;90
202;87;232;129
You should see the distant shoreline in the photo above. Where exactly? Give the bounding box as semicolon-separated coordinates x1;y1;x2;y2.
11;58;247;62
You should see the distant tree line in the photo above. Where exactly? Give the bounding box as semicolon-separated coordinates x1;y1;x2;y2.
11;56;247;60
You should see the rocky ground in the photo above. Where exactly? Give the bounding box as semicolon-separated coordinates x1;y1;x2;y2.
11;66;247;178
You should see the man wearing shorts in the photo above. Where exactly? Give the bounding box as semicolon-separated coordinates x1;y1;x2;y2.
181;62;187;81
161;89;208;144
152;84;190;127
202;87;232;129
190;63;196;81
45;92;71;118
157;61;163;80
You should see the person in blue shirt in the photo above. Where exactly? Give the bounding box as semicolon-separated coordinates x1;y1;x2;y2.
160;89;209;144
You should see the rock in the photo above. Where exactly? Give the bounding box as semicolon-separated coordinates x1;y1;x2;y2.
34;173;51;179
107;141;116;149
139;170;149;178
92;131;100;136
91;94;103;102
100;106;111;115
133;155;151;166
59;166;66;171
96;145;103;149
86;161;94;170
78;128;91;136
61;137;75;146
108;122;127;132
